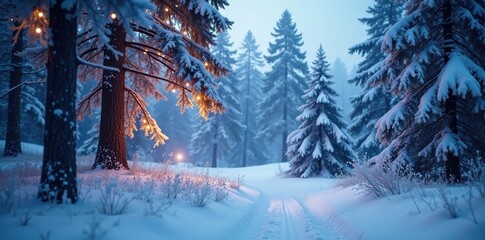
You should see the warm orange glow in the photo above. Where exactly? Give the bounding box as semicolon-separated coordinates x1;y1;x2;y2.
196;96;201;100
35;27;42;34
142;119;147;124
185;82;190;87
145;125;151;130
157;52;161;56
183;31;188;36
37;11;44;18
171;89;177;93
110;13;117;19
204;62;209;67
165;7;169;12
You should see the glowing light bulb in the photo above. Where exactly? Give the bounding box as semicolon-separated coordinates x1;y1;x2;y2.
145;125;151;130
175;153;183;161
165;7;169;12
185;82;190;87
196;96;201;100
183;31;188;36
157;52;161;56
37;11;44;18
35;27;42;34
110;13;117;19
204;62;209;67
142;119;147;124
171;89;177;93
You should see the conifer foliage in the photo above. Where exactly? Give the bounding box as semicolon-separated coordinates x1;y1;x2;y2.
257;10;308;162
348;0;403;158
287;46;354;178
372;0;485;181
190;31;244;167
236;30;267;166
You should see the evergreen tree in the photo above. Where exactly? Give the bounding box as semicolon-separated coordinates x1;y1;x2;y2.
189;31;244;167
77;0;232;170
257;10;308;162
372;0;485;182
287;45;354;178
348;0;403;158
235;30;267;166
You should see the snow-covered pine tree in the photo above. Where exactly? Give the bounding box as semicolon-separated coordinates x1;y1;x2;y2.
189;31;244;167
287;45;354;178
235;30;268;166
372;0;485;182
257;10;309;162
348;0;403;158
76;0;232;170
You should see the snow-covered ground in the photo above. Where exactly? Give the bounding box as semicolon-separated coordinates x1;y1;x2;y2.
0;143;484;240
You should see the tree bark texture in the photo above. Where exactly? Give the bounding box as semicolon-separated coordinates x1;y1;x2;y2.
93;22;128;170
38;2;78;203
3;25;23;157
443;0;461;183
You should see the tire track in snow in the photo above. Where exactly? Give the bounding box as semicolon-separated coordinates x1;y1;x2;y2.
251;197;333;240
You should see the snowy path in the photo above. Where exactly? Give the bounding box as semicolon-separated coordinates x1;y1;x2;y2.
238;176;342;240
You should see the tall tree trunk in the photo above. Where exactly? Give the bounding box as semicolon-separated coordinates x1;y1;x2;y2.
38;2;78;203
443;0;460;183
282;59;288;162
93;22;128;170
241;55;251;167
211;119;219;168
3;24;23;157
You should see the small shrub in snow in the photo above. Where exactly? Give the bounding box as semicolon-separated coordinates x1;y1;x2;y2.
228;174;245;190
160;174;182;199
18;209;33;226
184;180;212;207
144;198;171;217
436;185;460;218
213;180;229;202
39;230;52;240
83;216;108;240
463;186;478;224
464;153;485;197
182;171;214;207
97;178;132;215
0;177;18;213
343;158;417;198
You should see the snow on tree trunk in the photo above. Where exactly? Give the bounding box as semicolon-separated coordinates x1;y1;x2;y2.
4;24;23;157
38;2;78;203
93;22;128;170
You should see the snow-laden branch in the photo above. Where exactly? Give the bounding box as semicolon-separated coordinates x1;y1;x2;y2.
76;54;119;72
123;66;191;92
0;79;46;98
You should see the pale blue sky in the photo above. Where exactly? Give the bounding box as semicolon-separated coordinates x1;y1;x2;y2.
221;0;373;69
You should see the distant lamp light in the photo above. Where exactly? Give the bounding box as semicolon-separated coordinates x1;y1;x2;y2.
196;95;201;100
183;31;188;36
171;89;177;93
175;153;183;161
204;62;209;67
37;11;44;18
142;119;147;124
165;7;169;12
35;27;42;34
185;82;190;87
110;13;117;19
